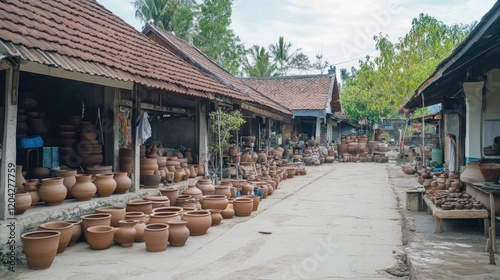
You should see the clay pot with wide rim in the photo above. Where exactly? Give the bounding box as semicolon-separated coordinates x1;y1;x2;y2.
39;177;67;206
64;220;82;246
167;220;189;246
94;173;117;197
181;210;212;236
38;221;74;254
15;190;32;214
86;225;115;250
233;197;253;217
126;199;153;214
214;184;231;199
148;212;181;224
200;195;229;210
159;187;179;206
152;206;184;214
71;174;96;201
182;184;203;199
241;195;260;211
125;212;149;224
144;195;170;209
113;172;132;194
95;207;126;227
81;213;112;240
21;230;61;270
144;223;170;252
57;169;77;199
208;209;223;226
113;220;137;248
196;178;215;195
175;195;192;207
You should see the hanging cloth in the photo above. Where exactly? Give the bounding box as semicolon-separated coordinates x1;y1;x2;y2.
449;136;456;172
136;111;152;145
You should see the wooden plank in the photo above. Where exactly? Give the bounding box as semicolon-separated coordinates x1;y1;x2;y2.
423;196;489;219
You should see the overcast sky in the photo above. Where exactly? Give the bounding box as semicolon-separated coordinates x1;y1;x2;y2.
97;0;496;73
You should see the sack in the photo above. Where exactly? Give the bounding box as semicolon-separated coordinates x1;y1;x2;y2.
20;136;44;149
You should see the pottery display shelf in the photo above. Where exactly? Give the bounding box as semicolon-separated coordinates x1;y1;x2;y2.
423;196;489;234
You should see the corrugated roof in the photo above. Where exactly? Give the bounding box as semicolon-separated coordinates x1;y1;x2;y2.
0;0;247;99
143;25;292;115
242;75;336;111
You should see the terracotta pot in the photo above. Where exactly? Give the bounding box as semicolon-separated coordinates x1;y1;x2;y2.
196;178;215;195
16;165;27;190
144;223;170;252
23;180;38;192
95;207;126;227
173;169;184;183
221;205;235;219
133;220;146;242
21;230;61;270
233;197;253;217
200;195;229;210
141;174;161;188
159;187;179;206
57;169;77;199
187;165;196;178
125;212;149;224
208;209;222;226
28;190;40;207
31;167;51;179
126;199;153;214
113;172;131;194
460;162;485;183
196;164;205;176
241;195;260;211
113;220;137;248
182;184;203;199
38;221;73;254
94;173;117;197
15;190;32;214
64;220;82;246
167;220;189;246
152;206;184;214
182;210;212;236
175;195;192;207
478;163;500;183
214;185;231;199
39;177;67;206
241;182;254;196
144;195;170;209
71;174;96;201
148;212;181;224
86;225;115;250
81;213;112;240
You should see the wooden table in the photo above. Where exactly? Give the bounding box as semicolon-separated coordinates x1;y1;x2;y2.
423;196;489;234
468;183;500;253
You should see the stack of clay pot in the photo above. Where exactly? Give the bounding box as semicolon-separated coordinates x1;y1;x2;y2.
418;169;463;197
58;116;81;168
166;157;185;183
140;147;161;188
119;147;133;175
77;122;102;167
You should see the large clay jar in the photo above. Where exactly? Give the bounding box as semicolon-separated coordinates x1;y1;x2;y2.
126;199;153;214
181;210;212;236
148;212;181;224
39;177;67;206
144;223;170;252
21;231;61;270
57;169;77;199
64;220;82;246
214;184;231;199
95;206;126;227
113;220;137;248
167;220;190;246
81;213;112;240
209;209;223;226
113;172;132;194
86;225;115;250
38;221;74;254
159;187;179;206
144;195;170;209
93;173;117;197
221;205;235;219
241;195;260;211
16;165;26;190
182;184;203;199
233;197;253;217
71;174;96;201
200;195;228;210
15;190;32;214
196;178;215;195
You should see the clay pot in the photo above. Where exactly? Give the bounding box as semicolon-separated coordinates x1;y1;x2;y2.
208;209;223;226
133;221;146;242
196;178;215;195
144;195;170;209
167;220;190;246
57;169;77;199
113;172;131;194
182;184;203;199
31;167;50;179
241;182;254;196
200;195;229;210
141;174;161;188
159;187;179;206
144;223;170;252
95;207;126;228
71;174;96;201
15;190;32;214
81;213;112;240
287;168;297;178
28;190;40;207
39;177;67;206
182;210;212;236
23;180;38;192
478;163;500;183
64;220;82;246
232;197;253;217
16;165;26;190
148;212;181;224
125;212;149;224
38;221;74;254
241;195;260;211
460;162;485;183
173;169;184;183
152;206;184;214
94;173;117;197
21;231;61;270
188;165;196;178
230;179;247;189
113;220;137;248
126;199;153;214
86;225;115;250
214;185;231;199
221;205;235;219
175;195;192;207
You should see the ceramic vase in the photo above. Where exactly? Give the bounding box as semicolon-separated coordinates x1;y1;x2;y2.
21;231;61;270
144;223;170;252
167;220;190;246
71;174;96;201
38;221;74;254
39;177;67;206
181;210;212;236
113;172;132;194
86;225;115;250
114;220;137;248
94;173;117;197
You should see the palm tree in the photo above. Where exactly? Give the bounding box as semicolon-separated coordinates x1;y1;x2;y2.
243;45;277;77
133;0;168;29
269;36;299;76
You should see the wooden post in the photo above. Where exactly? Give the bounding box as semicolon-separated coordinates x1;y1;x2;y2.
489;227;496;265
130;84;141;192
490;192;496;252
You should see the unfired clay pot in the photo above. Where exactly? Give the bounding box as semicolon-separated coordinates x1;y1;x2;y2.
39;177;67;206
21;230;61;270
113;220;137;248
144;223;169;252
167;220;190;246
181;210;212;236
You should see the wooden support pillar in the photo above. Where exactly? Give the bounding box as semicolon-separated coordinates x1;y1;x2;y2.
130;84;141;192
198;102;208;176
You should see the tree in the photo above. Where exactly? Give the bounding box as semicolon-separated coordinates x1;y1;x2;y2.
269;36;310;75
242;45;278;77
311;52;329;74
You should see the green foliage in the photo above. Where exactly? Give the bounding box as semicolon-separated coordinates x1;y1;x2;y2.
312;52;329;74
340;14;472;123
208;110;245;172
269;36;311;75
242;45;278;77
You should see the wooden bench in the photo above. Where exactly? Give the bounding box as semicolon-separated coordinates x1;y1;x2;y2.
423;196;489;234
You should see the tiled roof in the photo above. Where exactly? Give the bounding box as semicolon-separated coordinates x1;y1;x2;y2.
242;75;337;111
143;25;291;115
0;0;246;99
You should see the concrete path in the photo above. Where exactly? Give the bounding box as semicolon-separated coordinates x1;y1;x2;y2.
15;163;403;280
